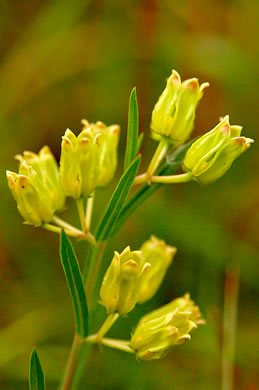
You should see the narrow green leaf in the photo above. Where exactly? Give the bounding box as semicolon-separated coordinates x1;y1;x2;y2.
110;140;193;237
124;88;139;171
96;156;141;241
60;231;88;337
137;133;144;154
29;348;45;390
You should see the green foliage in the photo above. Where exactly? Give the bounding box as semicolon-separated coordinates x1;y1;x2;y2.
29;348;45;390
60;231;88;337
124;88;140;171
110;141;193;237
96;156;141;241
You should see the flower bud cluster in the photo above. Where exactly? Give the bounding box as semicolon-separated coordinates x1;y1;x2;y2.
130;293;203;360
6;120;120;225
183;115;254;184
137;235;177;303
6;146;65;226
60;121;120;199
151;70;209;146
100;236;176;315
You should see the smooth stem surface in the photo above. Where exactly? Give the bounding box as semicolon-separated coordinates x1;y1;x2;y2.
85;244;106;308
76;198;86;232
133;139;168;185
147;139;168;176
96;313;119;342
151;172;193;183
85;193;95;231
61;333;82;390
134;172;192;185
86;335;134;354
43;223;81;238
52;216;83;236
222;265;240;390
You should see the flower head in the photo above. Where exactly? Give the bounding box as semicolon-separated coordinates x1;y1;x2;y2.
6;146;65;226
59;120;120;199
130;293;203;360
100;246;150;315
151;70;209;146
137;236;177;303
183;116;254;185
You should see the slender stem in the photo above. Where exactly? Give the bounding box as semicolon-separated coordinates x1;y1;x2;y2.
85;335;134;354
61;333;82;390
151;172;193;184
43;223;81;238
85;193;95;231
147;139;168;176
133;139;168;185
53;215;98;247
76;198;87;232
134;172;192;185
86;244;106;307
96;313;119;342
52;215;83;236
222;265;240;390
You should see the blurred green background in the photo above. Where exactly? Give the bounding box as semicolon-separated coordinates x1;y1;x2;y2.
0;0;258;389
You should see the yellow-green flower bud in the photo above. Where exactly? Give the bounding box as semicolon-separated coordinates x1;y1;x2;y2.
151;70;209;146
100;246;150;315
60;121;120;199
6;146;65;226
130;293;203;360
137;236;177;303
183;116;254;185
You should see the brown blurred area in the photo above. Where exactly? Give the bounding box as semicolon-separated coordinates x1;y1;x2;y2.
0;1;258;389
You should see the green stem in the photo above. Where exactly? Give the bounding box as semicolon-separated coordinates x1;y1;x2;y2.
222;265;240;390
52;216;84;237
76;198;87;232
53;215;98;247
60;333;82;390
147;139;168;176
85;244;106;308
85;335;134;354
133;172;192;185
96;313;119;342
85;193;95;231
133;139;168;185
151;172;193;184
43;223;81;238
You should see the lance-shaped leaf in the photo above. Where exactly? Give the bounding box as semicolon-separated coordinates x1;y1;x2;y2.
124;88;139;170
29;348;45;390
110;140;194;237
96;156;141;242
60;231;88;337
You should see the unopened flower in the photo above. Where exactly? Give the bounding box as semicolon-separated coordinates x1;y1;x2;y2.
59;121;120;199
130;293;203;360
183;116;254;185
151;70;209;146
137;235;177;303
100;246;150;315
6;146;65;226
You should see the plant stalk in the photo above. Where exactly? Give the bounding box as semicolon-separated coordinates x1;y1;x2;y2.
60;333;82;390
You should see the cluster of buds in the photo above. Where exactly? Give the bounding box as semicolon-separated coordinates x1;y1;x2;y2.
151;70;209;146
137;235;177;303
7;120;120;226
60;120;120;199
100;236;176;315
130;293;203;360
100;246;150;315
6;146;65;226
183;115;254;185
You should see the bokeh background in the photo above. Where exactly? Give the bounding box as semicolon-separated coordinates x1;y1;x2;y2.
0;1;258;389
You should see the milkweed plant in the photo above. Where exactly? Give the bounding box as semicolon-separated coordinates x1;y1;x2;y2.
6;70;253;389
